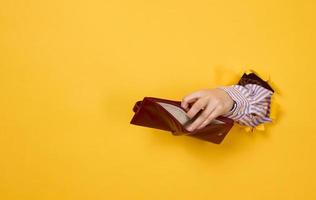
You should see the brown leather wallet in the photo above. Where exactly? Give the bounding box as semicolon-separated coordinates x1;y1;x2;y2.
130;97;234;144
129;72;273;144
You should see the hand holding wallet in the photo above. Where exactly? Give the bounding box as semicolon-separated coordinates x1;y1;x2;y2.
129;71;274;144
130;97;234;144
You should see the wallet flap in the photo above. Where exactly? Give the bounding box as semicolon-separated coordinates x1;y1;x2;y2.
130;98;180;133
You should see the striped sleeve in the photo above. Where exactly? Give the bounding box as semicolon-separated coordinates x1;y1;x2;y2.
217;84;273;127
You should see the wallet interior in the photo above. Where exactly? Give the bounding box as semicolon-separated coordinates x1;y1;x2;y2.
157;102;225;126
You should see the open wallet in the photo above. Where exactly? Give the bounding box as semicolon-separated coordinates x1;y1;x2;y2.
129;72;274;144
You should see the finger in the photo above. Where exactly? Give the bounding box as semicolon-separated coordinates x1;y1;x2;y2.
186;98;208;119
186;102;215;131
181;91;203;110
197;107;222;130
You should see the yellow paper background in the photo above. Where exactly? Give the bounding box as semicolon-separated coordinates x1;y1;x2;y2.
1;0;315;199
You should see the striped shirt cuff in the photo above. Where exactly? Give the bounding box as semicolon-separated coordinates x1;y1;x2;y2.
217;84;273;127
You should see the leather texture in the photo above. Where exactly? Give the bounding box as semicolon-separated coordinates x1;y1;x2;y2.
129;72;273;144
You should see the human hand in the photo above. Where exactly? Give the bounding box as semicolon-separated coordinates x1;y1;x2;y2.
181;88;234;131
